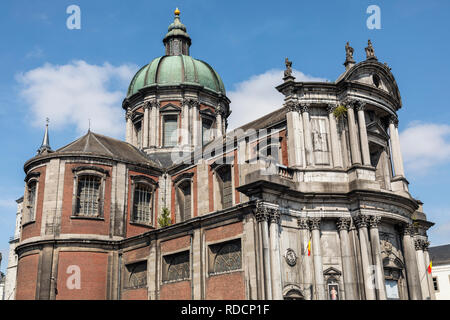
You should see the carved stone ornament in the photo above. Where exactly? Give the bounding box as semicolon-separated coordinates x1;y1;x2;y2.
368;215;381;228
336;217;351;231
309;217;321;230
284;58;293;79
389;116;399;127
269;208;281;224
297;217;310;230
284;248;297;267
285;101;298;112
300;103;310;113
365;39;377;60
355;101;367;112
255;201;270;222
354;215;369;229
327;103;337;114
150;100;160;109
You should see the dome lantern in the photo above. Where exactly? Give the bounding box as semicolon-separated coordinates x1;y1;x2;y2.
163;8;191;56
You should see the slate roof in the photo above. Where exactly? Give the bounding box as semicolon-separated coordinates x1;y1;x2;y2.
54;131;161;169
429;244;450;266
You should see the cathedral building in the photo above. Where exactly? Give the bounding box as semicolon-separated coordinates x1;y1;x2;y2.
11;9;435;300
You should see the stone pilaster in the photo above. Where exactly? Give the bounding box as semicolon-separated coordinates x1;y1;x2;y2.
401;223;422;300
327;104;343;168
268;208;283;300
346;101;362;165
286;102;304;168
354;214;376;299
423;241;436;300
356;103;371;166
368;215;386;299
414;239;431;300
309;217;325;299
389;117;405;177
255;201;272;299
143;102;150;148
215;105;224;138
125;111;133;144
336;217;357;299
297;217;313;300
301;104;314;166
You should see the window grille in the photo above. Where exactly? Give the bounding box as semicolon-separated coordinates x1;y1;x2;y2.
133;183;152;223
76;175;101;216
164;251;190;282
211;239;241;274
125;261;147;289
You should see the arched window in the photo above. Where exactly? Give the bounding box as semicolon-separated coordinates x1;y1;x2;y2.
176;180;191;223
76;175;101;217
132;183;153;224
209;239;242;275
216;165;232;210
164;251;190;282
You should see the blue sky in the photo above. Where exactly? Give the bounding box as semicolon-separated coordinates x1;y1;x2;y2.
1;0;450;273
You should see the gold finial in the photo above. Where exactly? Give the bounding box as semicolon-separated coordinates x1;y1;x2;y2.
174;8;180;16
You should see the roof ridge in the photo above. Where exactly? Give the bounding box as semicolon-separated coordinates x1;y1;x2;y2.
90;132;114;156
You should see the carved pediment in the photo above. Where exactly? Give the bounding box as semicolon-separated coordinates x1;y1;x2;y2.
323;267;342;277
367;121;389;140
160;103;181;112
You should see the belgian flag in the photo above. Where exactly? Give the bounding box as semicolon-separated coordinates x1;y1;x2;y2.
427;261;432;274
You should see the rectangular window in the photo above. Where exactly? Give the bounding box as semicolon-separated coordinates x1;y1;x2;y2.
217;166;232;209
433;277;439;292
162;251;190;282
76;175;101;216
124;261;147;289
163;115;178;147
202;119;212;145
135;121;142;148
176;181;191;223
133;183;152;224
385;279;400;299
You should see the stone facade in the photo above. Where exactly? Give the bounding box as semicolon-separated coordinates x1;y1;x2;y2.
10;13;435;300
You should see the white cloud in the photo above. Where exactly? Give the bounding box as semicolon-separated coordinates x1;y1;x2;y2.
17;60;138;138
400;122;450;173
227;69;327;130
0;199;17;210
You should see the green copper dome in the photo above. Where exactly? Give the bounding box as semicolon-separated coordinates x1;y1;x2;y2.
127;10;226;98
127;55;226;97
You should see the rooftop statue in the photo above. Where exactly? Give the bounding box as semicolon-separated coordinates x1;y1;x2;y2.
365;39;377;60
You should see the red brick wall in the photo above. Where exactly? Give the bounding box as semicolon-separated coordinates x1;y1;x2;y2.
160;280;191;300
160;236;190;253
126;171;158;238
60;163;112;236
280;129;288;166
15;254;39;300
206;272;245;300
123;246;149;263
205;222;243;243
122;288;148;300
56;251;108;300
21;166;46;241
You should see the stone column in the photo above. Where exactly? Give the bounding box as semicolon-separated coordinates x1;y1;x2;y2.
154;103;160;147
215;105;223;138
286;103;303;168
301;104;314;166
181;100;190;146
191;100;199;147
125;112;133;144
336;217;357;299
298;218;313;300
357;103;371;166
415;239;431;300
309;217;325;299
354;215;376;300
401;223;422;300
346;102;362;165
327;104;343;168
423;242;436;300
269;208;283;300
389;117;405;177
143;102;150;148
255;202;272;299
368;216;387;300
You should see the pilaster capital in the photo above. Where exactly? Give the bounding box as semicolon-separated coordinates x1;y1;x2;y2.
268;208;281;225
354;214;369;229
300;103;310;113
343;98;357;109
183;98;200;109
285;101;299;112
143;101;151;110
297;217;310;230
215;104;226;117
356;101;367;112
336;217;351;231
368;215;381;228
414;239;423;251
309;217;321;230
254;201;270;222
400;223;416;236
327;103;337;114
423;240;430;251
150;100;160;109
389;116;399;128
125;110;133;120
